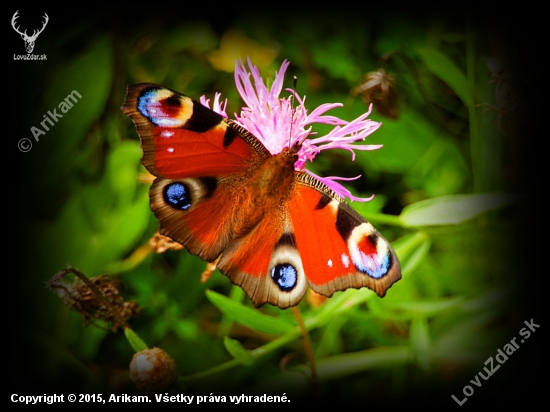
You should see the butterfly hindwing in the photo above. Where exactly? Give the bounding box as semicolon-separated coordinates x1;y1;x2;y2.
216;210;309;308
149;177;233;261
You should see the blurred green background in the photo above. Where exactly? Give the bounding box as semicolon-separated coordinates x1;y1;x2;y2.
11;7;543;406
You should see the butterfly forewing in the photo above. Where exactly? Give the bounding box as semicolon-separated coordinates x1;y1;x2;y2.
288;174;401;299
122;83;265;179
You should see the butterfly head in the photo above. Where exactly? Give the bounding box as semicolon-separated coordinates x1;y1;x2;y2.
280;142;303;169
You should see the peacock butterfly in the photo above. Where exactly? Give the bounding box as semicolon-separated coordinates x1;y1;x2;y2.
122;61;401;309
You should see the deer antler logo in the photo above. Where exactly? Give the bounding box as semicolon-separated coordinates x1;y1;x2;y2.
12;11;49;54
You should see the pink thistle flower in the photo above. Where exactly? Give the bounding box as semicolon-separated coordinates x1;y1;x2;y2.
201;57;384;202
199;93;228;118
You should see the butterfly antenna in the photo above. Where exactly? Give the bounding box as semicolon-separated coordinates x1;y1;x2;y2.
289;76;298;148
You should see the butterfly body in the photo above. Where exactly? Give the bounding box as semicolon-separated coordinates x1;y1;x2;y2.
123;83;401;308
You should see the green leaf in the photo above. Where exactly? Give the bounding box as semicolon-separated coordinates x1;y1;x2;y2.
124;328;148;353
401;233;431;275
89;190;150;274
224;337;254;365
104;141;143;205
417;47;471;106
399;193;518;227
392;297;464;316
251;346;411;394
317;346;410;379
206;290;294;335
40;35;114;169
410;317;432;370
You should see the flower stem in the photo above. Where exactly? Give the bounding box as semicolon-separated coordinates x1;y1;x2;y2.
292;306;319;394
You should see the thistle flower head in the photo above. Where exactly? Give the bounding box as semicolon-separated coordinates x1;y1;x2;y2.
201;57;384;202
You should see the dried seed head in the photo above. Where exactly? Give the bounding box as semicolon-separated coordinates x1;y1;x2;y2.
47;268;140;331
150;232;184;253
353;69;399;119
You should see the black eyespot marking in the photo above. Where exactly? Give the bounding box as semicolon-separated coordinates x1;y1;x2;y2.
185;101;224;132
198;177;218;199
368;232;379;246
163;182;192;210
276;233;297;248
271;263;298;292
223;126;238;147
163;95;182;109
315;194;332;210
335;207;360;240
